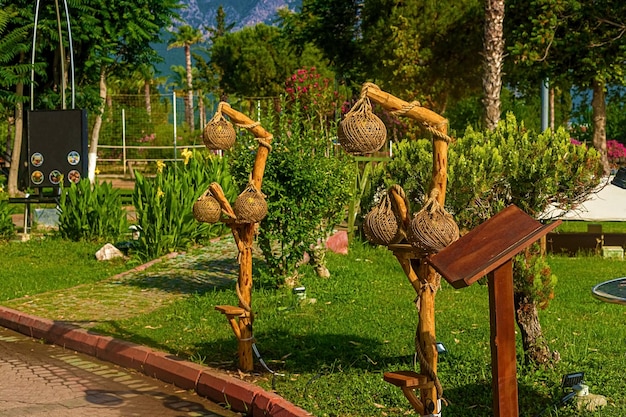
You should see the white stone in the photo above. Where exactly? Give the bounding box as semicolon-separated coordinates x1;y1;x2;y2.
95;243;125;261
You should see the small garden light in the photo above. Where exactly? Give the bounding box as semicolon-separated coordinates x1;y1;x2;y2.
561;371;585;390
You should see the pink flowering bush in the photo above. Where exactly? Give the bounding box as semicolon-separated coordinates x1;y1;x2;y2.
607;139;626;168
285;67;345;121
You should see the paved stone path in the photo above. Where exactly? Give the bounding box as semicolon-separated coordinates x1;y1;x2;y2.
2;237;242;326
0;326;240;417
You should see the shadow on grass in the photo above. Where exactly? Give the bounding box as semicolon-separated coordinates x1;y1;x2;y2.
120;258;239;295
195;330;415;373
430;381;553;417
119;257;278;296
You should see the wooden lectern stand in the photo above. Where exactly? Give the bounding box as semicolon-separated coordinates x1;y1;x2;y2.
426;205;561;417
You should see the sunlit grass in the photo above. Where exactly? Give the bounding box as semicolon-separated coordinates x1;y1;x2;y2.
0;238;131;301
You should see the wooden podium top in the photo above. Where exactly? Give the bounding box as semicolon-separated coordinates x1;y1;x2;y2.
426;205;561;289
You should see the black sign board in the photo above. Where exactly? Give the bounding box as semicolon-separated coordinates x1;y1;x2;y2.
21;109;88;189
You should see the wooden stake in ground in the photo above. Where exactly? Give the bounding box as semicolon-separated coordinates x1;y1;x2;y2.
207;102;273;372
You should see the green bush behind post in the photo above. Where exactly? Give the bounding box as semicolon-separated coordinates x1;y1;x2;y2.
229;97;355;283
57;179;127;242
132;150;237;261
368;113;603;364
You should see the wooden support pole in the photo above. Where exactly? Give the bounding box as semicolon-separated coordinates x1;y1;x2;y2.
365;84;449;415
488;261;520;417
417;260;440;415
236;224;256;372
364;84;448;414
210;102;274;372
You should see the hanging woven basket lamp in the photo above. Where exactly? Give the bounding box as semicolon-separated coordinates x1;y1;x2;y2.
408;189;459;253
234;182;268;223
338;96;387;155
203;106;236;151
192;188;222;224
363;193;404;246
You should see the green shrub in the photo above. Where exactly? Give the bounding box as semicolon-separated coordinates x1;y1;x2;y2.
367;113;603;364
367;113;603;306
132;150;237;260
229;98;354;281
57;179;127;242
369;112;604;229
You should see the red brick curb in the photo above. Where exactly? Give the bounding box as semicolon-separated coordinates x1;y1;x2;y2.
0;306;313;417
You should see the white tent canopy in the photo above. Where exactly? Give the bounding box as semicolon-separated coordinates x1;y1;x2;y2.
546;175;626;221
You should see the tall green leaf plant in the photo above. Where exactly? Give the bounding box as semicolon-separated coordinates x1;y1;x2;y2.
132;150;237;260
57;179;127;242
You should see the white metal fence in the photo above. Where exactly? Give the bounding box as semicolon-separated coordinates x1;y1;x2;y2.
95;93;275;176
96;91;215;175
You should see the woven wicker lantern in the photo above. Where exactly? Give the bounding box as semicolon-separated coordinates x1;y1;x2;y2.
338;97;387;155
363;194;404;246
203;111;236;150
408;190;459;253
234;183;268;223
192;189;222;223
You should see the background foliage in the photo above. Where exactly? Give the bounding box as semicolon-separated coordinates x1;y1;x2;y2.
0;194;14;241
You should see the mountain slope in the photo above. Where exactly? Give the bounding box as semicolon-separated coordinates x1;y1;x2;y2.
178;0;301;30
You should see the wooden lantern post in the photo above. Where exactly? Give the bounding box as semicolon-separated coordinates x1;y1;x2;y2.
359;83;450;415
209;102;273;372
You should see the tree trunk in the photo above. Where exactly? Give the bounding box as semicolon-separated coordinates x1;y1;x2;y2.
144;81;152;121
185;44;194;131
482;0;505;130
88;67;107;183
514;293;560;366
8;81;24;197
549;87;555;130
198;90;205;129
591;78;610;175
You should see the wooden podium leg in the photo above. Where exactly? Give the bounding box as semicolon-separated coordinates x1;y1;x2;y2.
488;260;519;417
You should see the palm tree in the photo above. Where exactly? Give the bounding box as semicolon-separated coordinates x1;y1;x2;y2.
0;6;36;196
168;25;203;132
482;0;505;130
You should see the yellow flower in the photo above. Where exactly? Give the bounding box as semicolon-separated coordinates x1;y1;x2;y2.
156;160;166;173
181;148;193;165
94;168;100;175
156;187;164;199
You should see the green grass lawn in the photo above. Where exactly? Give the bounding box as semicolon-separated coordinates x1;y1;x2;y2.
0;238;131;301
555;220;626;233
0;236;625;416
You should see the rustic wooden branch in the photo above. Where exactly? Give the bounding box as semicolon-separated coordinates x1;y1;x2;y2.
207;103;274;372
209;182;236;219
218;102;273;191
365;83;448;415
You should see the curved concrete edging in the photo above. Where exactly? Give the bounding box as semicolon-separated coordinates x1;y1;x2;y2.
0;306;313;417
